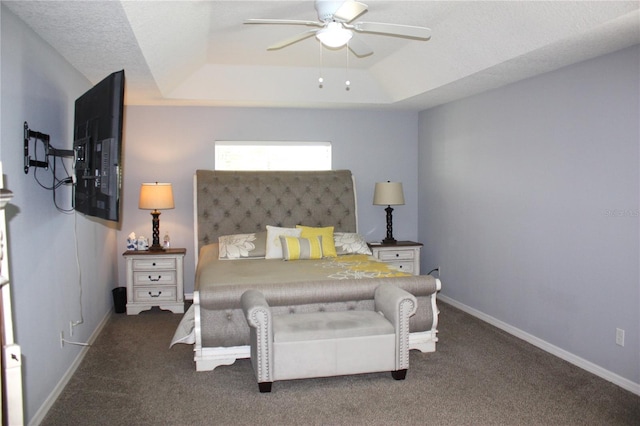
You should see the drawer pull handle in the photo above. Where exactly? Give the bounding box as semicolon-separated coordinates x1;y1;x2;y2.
395;253;399;257
149;291;162;298
152;262;156;266
148;275;162;282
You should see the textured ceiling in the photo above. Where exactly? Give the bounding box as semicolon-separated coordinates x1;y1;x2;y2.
5;0;639;110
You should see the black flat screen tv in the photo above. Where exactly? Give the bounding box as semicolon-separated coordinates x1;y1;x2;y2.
73;70;125;222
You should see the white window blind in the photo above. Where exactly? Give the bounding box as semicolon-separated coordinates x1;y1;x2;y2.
215;141;331;171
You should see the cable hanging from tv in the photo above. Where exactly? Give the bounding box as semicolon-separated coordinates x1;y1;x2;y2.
23;121;75;213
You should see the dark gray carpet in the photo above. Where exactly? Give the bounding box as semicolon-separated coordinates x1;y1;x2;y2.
41;302;639;425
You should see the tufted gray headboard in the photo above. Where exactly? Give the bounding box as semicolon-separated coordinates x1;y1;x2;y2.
194;169;358;257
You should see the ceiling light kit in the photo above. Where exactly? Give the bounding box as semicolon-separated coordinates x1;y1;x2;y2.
316;21;353;48
246;0;432;88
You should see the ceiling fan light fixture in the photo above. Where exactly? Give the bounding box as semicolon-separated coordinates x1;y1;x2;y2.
316;22;353;48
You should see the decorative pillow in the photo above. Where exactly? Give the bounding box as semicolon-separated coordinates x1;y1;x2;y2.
296;225;337;258
334;232;372;255
280;236;324;260
265;226;302;259
218;232;267;260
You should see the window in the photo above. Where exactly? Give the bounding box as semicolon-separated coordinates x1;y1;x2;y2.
215;141;331;171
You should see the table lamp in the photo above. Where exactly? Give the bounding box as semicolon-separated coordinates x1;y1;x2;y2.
139;182;174;251
373;181;404;244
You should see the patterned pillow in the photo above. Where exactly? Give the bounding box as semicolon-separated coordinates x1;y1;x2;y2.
265;226;302;259
296;225;337;257
280;236;324;260
218;232;267;260
334;232;372;255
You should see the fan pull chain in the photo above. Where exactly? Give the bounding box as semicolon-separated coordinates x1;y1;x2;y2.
345;43;351;91
318;44;324;89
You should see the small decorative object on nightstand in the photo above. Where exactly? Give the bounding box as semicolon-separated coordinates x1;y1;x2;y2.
123;248;186;315
368;241;422;275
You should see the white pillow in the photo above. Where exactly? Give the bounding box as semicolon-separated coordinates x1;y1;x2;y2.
334;232;372;255
218;232;267;260
265;225;302;259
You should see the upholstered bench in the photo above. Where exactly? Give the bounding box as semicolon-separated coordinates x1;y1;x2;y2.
241;284;417;392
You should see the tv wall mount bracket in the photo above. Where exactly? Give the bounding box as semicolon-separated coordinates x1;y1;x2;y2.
23;121;74;174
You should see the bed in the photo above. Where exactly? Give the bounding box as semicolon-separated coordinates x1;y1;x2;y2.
172;169;441;372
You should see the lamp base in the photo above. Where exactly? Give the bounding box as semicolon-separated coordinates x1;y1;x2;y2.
149;210;164;251
383;205;397;245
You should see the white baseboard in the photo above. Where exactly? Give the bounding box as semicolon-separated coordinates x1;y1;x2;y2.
185;292;194;301
29;310;112;426
437;294;640;396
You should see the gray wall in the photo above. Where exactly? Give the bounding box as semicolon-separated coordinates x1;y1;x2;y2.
117;107;420;294
418;45;639;387
1;6;119;423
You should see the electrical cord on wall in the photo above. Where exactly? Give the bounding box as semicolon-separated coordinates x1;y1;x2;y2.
60;334;90;348
73;211;84;326
67;210;87;346
57;213;90;348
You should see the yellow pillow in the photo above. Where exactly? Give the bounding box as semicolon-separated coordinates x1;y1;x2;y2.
296;225;337;257
279;236;323;260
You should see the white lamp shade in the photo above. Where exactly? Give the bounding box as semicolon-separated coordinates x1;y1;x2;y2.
139;182;175;210
373;182;405;206
316;22;353;48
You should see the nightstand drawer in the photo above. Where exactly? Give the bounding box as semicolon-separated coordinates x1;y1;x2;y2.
133;286;176;303
377;250;415;262
388;261;415;274
133;258;176;270
133;271;176;286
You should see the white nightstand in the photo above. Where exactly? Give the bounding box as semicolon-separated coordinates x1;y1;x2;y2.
123;248;186;315
368;241;423;275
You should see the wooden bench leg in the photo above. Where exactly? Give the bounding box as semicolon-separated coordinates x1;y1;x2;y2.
391;369;407;380
258;382;273;393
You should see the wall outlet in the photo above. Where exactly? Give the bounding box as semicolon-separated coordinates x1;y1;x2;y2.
428;266;440;277
616;328;625;347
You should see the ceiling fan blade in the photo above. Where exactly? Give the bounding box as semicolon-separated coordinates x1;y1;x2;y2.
245;18;324;27
334;1;368;23
267;29;318;50
348;35;373;57
353;21;431;40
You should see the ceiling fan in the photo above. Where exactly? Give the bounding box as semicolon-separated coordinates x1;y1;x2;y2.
245;0;431;58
